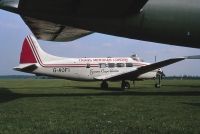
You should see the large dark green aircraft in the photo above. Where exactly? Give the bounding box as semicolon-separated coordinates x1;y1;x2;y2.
0;0;200;48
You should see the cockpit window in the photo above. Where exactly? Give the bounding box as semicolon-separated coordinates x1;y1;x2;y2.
131;54;144;62
116;63;125;67
108;63;115;68
126;63;133;67
99;63;107;68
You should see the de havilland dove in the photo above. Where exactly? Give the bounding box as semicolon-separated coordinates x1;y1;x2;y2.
14;35;200;89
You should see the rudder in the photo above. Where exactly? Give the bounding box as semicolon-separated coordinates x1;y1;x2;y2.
19;35;63;65
20;37;37;64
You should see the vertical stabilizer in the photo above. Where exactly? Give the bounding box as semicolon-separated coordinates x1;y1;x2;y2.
20;36;37;64
20;35;63;65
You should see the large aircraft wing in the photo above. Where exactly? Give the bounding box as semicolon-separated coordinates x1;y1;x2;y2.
23;17;92;41
0;0;148;41
95;55;200;81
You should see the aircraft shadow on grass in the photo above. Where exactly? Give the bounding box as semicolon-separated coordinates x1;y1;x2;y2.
181;102;200;107
0;87;200;104
163;84;200;88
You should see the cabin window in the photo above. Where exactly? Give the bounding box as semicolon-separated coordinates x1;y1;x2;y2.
99;63;107;68
108;63;115;68
86;64;90;68
116;63;125;67
126;63;133;67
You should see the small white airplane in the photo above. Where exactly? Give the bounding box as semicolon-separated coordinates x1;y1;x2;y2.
14;35;200;89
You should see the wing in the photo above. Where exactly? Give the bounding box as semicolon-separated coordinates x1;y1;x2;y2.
0;0;148;41
95;55;200;81
2;0;200;48
23;17;92;42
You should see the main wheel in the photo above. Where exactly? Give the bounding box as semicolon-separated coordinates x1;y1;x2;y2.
155;83;161;88
121;81;130;90
101;81;108;89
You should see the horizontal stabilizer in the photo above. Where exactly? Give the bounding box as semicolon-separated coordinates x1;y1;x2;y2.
14;64;37;72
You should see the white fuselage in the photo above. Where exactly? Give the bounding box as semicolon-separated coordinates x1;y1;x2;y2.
32;57;157;81
15;35;159;82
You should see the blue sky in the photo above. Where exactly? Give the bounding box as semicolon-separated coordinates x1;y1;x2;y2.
0;10;200;76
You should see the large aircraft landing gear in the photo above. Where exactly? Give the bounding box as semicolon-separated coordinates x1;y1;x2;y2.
101;81;108;89
121;80;130;90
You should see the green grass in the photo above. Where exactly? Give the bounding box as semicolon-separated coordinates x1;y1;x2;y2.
0;79;200;134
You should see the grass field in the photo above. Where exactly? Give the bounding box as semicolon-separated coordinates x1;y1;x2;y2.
0;79;200;134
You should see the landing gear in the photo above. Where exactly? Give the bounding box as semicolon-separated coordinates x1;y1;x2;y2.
132;81;135;87
155;73;162;88
101;81;108;89
155;83;161;88
121;81;130;90
100;80;130;90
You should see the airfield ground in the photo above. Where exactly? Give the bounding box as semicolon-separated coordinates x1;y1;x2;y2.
0;79;199;134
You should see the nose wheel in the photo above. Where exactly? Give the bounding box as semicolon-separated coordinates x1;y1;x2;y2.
121;81;130;90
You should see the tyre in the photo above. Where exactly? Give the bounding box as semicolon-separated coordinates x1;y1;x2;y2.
101;81;108;89
121;81;130;90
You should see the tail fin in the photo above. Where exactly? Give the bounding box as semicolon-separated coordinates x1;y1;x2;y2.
20;35;38;64
20;35;62;65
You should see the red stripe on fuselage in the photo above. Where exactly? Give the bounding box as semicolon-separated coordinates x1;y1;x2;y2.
27;36;43;65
